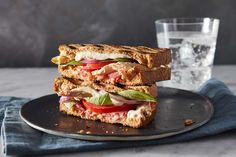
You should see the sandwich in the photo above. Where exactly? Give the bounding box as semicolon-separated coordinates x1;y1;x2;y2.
52;44;171;128
54;77;157;128
52;44;171;85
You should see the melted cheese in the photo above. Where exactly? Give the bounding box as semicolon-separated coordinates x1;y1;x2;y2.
75;51;131;61
127;104;151;120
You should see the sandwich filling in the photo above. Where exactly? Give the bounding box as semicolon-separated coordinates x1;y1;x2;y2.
60;101;156;124
59;87;156;115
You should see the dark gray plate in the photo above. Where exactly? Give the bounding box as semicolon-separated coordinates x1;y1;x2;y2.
20;87;213;141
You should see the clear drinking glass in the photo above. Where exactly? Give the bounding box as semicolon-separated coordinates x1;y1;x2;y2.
155;17;220;91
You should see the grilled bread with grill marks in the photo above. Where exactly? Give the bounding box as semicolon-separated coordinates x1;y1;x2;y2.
54;77;157;97
58;44;171;68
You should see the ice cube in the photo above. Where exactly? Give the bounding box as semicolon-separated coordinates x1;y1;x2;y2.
179;40;195;67
184;36;216;67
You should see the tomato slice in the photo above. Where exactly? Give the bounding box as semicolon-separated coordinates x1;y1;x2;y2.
82;61;116;71
82;100;136;114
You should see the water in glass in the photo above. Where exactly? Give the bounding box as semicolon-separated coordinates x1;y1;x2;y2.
157;31;217;90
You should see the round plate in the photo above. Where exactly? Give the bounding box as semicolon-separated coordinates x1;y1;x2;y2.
20;87;213;141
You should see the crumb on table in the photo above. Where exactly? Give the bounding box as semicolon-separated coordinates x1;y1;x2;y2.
184;119;193;126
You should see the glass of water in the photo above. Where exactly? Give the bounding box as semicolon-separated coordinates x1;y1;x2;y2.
155;17;220;91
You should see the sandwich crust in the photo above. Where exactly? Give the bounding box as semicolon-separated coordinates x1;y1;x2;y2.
54;77;158;97
59;101;157;128
58;44;171;68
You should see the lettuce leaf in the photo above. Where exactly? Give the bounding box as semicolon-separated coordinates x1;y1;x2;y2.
58;58;134;66
100;58;136;62
64;60;82;66
113;58;136;62
118;90;157;102
85;93;112;105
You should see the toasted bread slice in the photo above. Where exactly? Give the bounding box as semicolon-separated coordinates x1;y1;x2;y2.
58;62;170;86
58;44;171;68
54;77;158;97
60;101;157;128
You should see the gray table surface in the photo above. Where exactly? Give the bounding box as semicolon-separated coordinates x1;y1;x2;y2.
1;65;236;157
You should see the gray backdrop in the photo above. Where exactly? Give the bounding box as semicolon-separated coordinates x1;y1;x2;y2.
0;0;235;67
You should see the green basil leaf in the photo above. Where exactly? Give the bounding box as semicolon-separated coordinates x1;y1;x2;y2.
85;93;112;105
100;59;114;62
113;58;136;62
118;90;157;102
63;60;82;66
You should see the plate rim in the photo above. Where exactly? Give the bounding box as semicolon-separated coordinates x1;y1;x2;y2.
19;87;214;141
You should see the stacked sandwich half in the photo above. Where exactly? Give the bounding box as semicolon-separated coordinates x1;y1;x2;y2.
52;44;171;128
